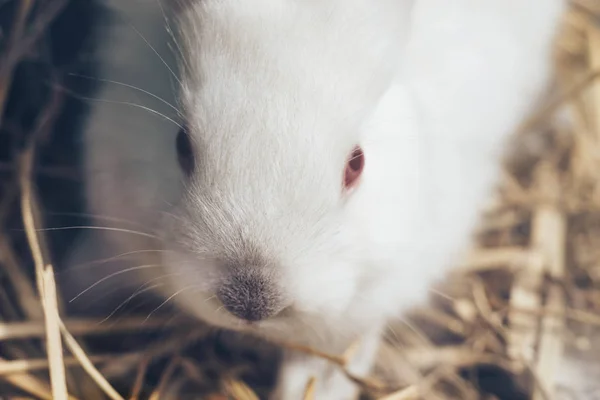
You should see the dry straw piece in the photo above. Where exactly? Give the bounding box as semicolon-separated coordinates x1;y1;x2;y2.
1;0;600;399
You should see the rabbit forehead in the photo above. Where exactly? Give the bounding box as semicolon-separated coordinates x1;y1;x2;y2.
176;0;408;134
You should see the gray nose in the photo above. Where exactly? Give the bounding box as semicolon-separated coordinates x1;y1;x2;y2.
217;269;283;322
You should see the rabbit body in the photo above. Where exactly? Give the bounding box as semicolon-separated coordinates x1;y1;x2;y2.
67;1;565;398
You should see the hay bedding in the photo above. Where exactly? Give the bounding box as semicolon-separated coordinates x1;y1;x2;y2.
0;0;599;399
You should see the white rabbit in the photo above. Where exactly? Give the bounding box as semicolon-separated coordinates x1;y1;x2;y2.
63;0;565;398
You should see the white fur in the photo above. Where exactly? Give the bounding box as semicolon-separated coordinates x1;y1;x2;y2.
68;0;565;398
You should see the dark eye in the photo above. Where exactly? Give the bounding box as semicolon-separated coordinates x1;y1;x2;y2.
176;127;195;176
343;146;364;190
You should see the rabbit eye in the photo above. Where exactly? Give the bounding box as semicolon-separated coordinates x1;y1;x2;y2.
176;127;195;176
343;146;364;190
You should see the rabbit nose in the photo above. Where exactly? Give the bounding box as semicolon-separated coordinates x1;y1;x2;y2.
216;269;284;322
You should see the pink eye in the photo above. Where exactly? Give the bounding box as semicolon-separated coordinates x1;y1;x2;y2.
343;146;364;190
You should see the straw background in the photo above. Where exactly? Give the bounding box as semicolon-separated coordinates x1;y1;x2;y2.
1;0;600;399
